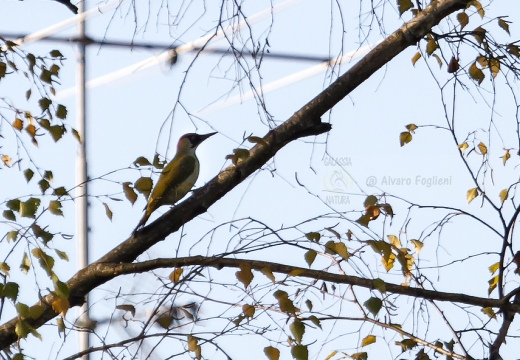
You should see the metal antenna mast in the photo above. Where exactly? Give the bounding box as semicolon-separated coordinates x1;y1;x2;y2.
75;0;90;358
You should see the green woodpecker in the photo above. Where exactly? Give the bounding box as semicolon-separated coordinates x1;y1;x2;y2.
134;132;216;231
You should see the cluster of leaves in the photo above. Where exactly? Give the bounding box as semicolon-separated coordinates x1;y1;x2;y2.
407;1;519;86
0;39;79;350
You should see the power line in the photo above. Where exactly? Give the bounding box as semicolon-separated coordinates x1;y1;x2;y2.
0;33;332;63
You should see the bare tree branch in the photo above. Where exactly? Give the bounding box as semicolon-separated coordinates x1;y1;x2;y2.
0;0;472;349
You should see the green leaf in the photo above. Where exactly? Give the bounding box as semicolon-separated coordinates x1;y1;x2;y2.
20;252;30;274
49;125;66;142
28;304;45;319
56;104;68;119
482;307;496;319
20;198;41;218
290;319;305;344
6;199;21;212
306;315;321;329
39;97;52;112
236;263;254;288
39;179;50;194
40;68;53;84
27;53;36;72
32;248;55;277
15;319;30;339
24;168;34;182
372;278;386;293
49;200;63;216
0;62;6;79
116;304;136;317
364;297;382;316
364;195;378;207
0;262;11;276
53;187;68;197
1;282;19;301
264;346;280;360
396;338;418;352
305;299;313;311
133;156;152;167
397;0;413;15
53;279;69;299
291;345;308;360
123;182;138;205
305;232;321;242
134;177;153;198
3;210;16;221
242;304;255;318
304;250;317;267
16;302;31;318
55;249;69;261
260;267;276;283
273;290;299;314
50;50;64;58
32;224;53;245
50;64;60;76
7;230;18;242
103;202;113;221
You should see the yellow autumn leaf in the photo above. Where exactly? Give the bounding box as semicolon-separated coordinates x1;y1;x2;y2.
361;335;376;347
477;142;487;155
432;54;443;68
411;52;421;66
499;189;508;204
489;262;500;274
458;142;469;153
490;58;500;78
469;61;485;84
405;123;417;132
411;239;424;253
399;131;412;147
426;39;438;56
467;0;485;19
501;149;510;165
260;267;276;282
169;268;183;283
457;12;469;30
498;18;510;35
467;187;479;203
387;235;401;248
482;307;496;319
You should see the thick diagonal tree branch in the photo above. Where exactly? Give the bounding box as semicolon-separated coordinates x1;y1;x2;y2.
0;0;471;349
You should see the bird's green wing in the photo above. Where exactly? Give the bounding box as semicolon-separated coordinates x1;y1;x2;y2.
156;155;198;205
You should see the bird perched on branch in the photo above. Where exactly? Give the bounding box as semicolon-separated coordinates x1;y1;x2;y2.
134;132;217;232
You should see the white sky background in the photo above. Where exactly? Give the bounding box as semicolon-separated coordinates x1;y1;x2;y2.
0;0;518;359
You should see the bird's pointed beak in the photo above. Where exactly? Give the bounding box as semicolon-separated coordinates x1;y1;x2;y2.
199;132;217;142
191;132;217;148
